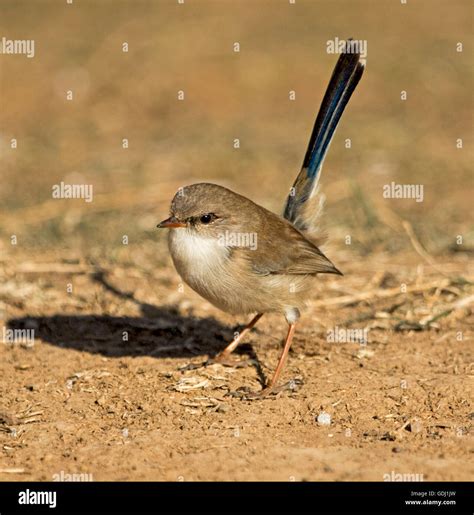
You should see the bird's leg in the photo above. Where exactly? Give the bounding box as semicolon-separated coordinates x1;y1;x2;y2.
211;313;263;366
254;322;296;397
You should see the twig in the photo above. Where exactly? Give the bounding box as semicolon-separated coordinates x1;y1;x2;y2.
311;279;451;308
401;220;445;273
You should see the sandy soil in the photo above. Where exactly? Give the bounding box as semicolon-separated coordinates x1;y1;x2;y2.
0;249;472;482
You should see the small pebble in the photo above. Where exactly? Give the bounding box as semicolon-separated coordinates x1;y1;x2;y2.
25;384;38;392
216;404;229;413
409;419;423;433
95;395;106;406
317;412;331;426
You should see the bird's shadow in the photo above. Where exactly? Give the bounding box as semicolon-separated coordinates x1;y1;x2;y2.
7;271;266;383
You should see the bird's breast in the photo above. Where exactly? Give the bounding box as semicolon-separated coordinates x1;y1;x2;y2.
168;229;235;306
167;228;308;316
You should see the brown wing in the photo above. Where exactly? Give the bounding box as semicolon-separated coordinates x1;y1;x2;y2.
236;209;342;276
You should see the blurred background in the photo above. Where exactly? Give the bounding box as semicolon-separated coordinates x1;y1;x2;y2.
0;0;472;262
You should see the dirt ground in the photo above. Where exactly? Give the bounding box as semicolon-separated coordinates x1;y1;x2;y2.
0;247;472;481
0;0;472;483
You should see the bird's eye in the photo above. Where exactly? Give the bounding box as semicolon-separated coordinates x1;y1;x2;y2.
200;214;212;224
200;213;215;224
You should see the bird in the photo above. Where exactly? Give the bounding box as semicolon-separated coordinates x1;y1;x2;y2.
158;41;365;397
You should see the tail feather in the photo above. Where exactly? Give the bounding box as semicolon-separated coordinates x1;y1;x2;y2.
284;40;365;231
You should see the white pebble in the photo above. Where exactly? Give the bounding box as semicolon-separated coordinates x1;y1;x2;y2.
317;412;331;426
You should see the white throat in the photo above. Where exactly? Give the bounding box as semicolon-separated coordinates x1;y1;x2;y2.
168;228;229;279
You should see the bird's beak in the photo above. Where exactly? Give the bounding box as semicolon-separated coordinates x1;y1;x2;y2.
157;216;186;229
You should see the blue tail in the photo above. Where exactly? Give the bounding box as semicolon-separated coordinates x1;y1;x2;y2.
284;41;365;228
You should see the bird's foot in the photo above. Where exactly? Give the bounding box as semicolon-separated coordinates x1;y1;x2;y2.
178;353;251;372
245;385;276;400
225;385;276;400
227;378;303;400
